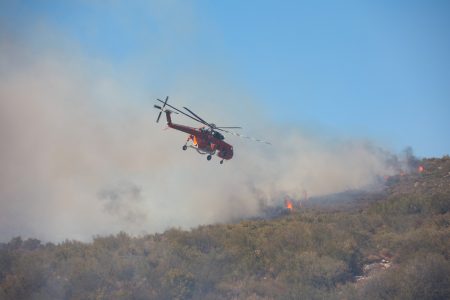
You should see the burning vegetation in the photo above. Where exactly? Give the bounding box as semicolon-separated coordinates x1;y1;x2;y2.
284;198;293;211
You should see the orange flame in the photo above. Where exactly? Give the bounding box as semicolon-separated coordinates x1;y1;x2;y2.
285;198;293;211
418;165;424;173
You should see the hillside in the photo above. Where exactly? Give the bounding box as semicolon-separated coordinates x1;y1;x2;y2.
1;157;449;299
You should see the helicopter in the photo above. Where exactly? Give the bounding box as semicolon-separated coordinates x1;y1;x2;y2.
154;97;270;164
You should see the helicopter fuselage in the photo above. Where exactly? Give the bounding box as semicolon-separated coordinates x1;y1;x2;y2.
165;111;233;160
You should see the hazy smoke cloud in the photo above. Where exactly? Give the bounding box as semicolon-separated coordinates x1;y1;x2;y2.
98;181;147;225
0;31;410;242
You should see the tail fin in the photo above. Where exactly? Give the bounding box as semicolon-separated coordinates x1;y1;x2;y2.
165;110;172;125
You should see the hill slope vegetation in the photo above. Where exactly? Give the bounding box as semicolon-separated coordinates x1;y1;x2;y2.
1;157;449;299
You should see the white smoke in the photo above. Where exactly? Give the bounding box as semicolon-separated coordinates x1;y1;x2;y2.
0;26;405;243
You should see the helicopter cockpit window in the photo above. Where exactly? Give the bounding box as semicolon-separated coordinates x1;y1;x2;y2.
213;131;224;140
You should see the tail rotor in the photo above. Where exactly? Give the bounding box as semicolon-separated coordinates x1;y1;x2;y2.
154;96;169;123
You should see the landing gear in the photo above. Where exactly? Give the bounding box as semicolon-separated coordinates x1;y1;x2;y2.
220;160;224;164
207;155;212;161
182;145;187;151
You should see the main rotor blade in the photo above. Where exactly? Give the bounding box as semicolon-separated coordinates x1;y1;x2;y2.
156;99;206;125
216;126;242;129
218;128;271;145
182;107;212;127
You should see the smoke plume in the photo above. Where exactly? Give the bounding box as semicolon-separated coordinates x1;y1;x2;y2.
0;31;410;242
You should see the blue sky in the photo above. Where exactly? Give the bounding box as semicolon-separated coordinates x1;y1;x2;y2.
2;0;449;157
